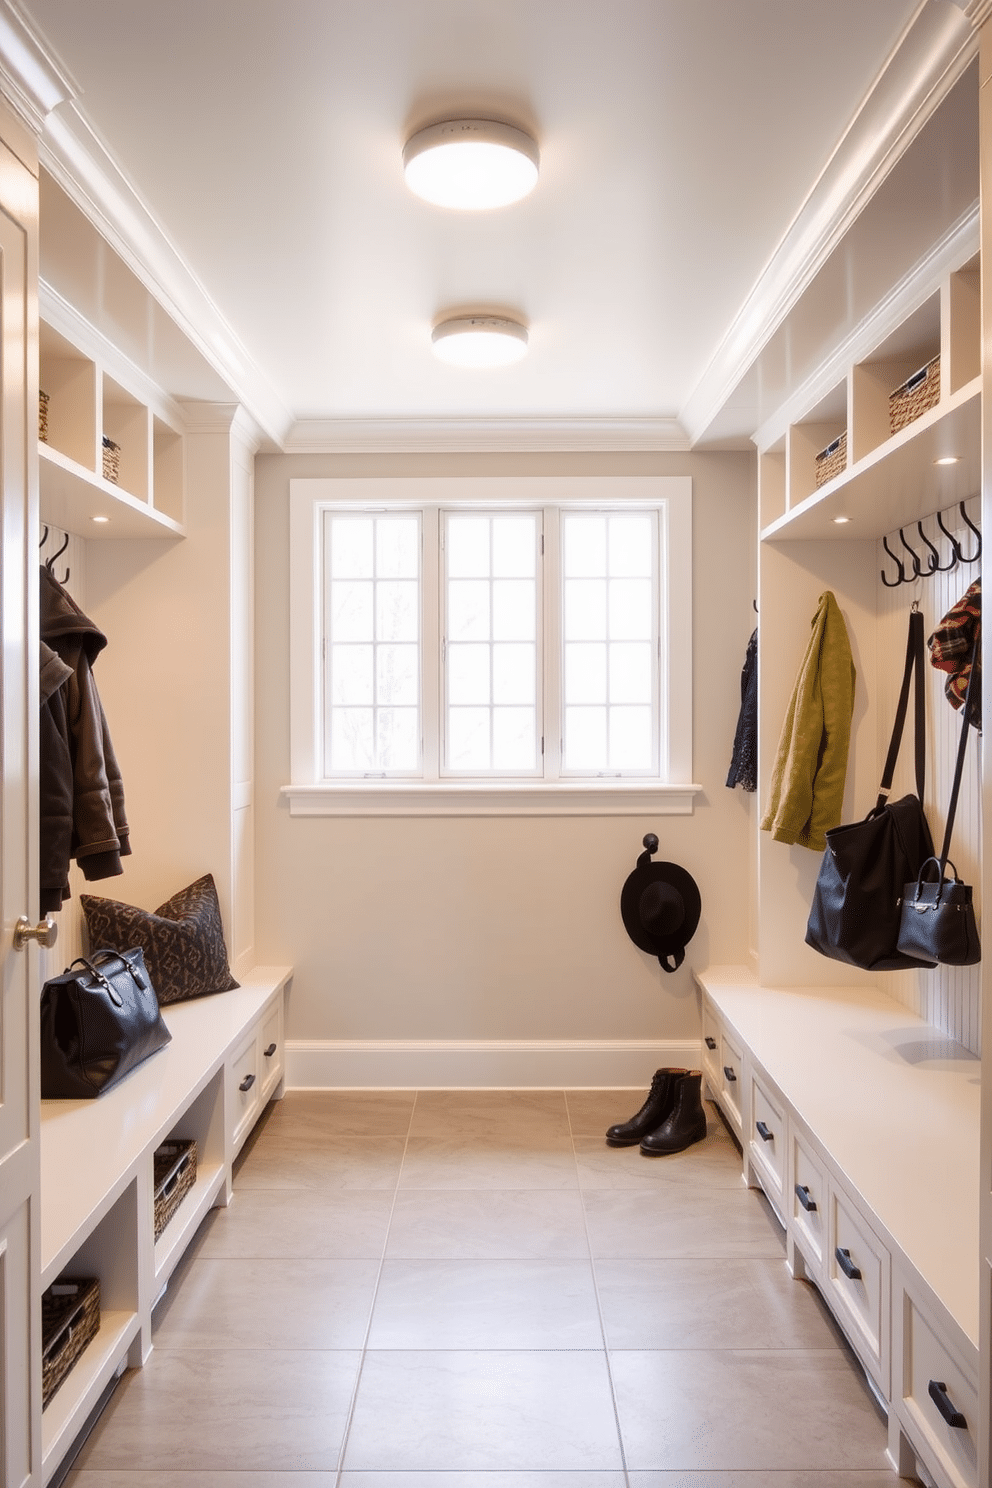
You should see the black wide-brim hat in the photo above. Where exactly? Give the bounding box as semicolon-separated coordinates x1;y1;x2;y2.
620;833;701;973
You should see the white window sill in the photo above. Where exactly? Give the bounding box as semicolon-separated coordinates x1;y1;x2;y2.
281;781;703;817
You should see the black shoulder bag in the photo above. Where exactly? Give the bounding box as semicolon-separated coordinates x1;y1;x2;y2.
896;631;981;968
805;608;935;971
40;946;171;1098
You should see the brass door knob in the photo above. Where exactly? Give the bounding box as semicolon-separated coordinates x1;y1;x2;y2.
13;915;57;950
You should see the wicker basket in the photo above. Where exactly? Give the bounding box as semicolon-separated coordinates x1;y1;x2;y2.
102;436;120;484
39;389;49;444
41;1276;100;1409
153;1138;197;1239
889;355;940;435
814;431;846;489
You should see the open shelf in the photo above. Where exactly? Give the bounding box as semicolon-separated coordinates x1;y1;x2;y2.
761;376;980;542
39;317;185;540
41;1309;139;1477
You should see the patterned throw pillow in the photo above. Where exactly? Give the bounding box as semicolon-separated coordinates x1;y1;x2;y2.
81;873;239;1006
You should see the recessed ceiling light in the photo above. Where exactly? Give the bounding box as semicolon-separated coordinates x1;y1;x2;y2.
92;515;110;523
432;316;529;368
404;119;539;209
832;515;851;524
934;455;961;466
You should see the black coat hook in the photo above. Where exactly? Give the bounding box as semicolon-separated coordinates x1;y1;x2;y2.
915;522;941;576
44;531;70;585
898;526;923;581
880;533;905;588
958;501;982;564
39;523;49;549
935;507;962;569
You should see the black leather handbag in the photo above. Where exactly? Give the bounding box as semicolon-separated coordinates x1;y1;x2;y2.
806;609;936;971
897;631;981;968
40;946;171;1098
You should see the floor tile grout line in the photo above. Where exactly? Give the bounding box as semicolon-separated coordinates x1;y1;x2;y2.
565;1089;632;1488
332;1087;419;1487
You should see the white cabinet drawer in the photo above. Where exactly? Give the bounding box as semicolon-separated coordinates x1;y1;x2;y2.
899;1292;978;1488
719;1029;744;1133
748;1070;785;1207
229;1028;262;1152
701;1002;721;1091
827;1184;890;1395
790;1130;827;1275
258;1002;284;1101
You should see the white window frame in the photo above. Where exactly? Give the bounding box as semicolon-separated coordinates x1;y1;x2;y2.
286;476;699;817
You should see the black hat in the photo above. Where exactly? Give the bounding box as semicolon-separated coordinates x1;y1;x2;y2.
620;833;701;973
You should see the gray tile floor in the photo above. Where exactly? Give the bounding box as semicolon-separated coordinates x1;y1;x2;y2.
67;1088;914;1486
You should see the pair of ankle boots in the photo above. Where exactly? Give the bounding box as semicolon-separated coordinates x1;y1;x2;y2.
605;1067;707;1155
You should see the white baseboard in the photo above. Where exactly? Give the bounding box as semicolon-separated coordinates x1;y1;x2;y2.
285;1038;702;1089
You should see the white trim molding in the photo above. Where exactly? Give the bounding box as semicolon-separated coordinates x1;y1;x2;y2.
281;780;701;818
285;1037;703;1090
681;0;980;446
283;415;692;455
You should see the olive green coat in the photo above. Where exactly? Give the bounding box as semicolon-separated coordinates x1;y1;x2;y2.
760;590;856;852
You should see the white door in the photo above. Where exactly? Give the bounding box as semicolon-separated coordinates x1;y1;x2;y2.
0;136;42;1488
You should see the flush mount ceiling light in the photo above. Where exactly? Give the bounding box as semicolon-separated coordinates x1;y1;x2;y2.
432;315;529;368
404;119;539;209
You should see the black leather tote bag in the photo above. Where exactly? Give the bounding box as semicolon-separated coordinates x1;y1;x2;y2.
897;629;981;968
806;609;936;971
40;946;171;1098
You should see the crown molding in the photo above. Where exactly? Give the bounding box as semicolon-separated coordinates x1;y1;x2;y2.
0;0;75;135
680;0;980;446
283;415;691;455
751;204;980;454
36;103;294;450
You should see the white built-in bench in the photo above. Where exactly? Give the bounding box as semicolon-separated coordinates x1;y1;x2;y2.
38;965;292;1486
695;965;979;1488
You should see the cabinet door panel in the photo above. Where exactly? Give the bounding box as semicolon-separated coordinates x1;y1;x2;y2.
0;152;40;1488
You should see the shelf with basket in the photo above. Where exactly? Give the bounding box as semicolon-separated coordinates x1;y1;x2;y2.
759;256;981;543
151;1069;227;1292
40;1180;141;1482
39;317;186;541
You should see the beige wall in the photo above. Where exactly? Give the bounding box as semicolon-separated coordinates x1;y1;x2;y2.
253;450;755;1062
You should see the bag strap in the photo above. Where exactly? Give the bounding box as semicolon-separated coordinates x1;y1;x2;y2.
876;606;927;810
937;629;980;873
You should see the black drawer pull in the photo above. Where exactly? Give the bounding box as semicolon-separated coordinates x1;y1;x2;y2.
795;1184;817;1212
264;1042;277;1057
928;1379;967;1429
704;1036;717;1050
835;1246;862;1281
756;1120;774;1142
239;1073;256;1093
723;1066;737;1082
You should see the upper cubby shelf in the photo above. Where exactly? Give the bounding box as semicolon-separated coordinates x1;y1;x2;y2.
39;317;185;540
759;255;980;543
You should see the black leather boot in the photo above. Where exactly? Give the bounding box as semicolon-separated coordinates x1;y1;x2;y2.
605;1068;688;1147
639;1069;707;1155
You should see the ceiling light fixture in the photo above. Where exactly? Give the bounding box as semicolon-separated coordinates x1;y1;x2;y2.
432;316;529;368
832;515;851;524
404;119;539;209
934;455;962;466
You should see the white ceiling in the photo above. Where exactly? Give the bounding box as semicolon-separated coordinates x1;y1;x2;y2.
11;0;981;449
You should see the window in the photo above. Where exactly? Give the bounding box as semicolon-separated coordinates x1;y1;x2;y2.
288;477;696;816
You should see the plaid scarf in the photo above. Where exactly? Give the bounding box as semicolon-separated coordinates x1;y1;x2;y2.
928;578;981;729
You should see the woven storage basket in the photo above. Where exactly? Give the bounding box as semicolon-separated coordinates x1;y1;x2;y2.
41;1276;100;1409
39;389;49;444
889;355;940;435
102;436;120;484
814;431;846;489
153;1138;197;1239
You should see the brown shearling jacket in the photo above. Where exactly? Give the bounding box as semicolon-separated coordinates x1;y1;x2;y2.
39;564;131;914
